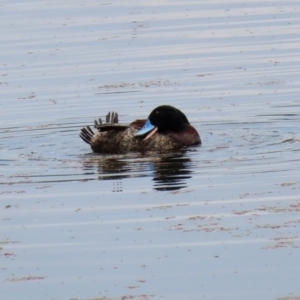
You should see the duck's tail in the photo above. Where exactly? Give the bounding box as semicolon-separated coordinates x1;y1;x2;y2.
80;112;120;145
80;126;94;145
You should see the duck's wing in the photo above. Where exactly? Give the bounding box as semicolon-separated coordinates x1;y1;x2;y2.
95;123;130;132
94;111;130;132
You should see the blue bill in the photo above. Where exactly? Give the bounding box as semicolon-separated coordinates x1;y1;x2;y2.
135;119;155;136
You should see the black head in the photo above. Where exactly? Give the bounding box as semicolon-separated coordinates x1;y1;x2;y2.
148;105;190;132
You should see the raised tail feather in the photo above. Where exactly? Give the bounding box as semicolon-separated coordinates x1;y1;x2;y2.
80;126;94;145
94;111;119;128
80;112;122;145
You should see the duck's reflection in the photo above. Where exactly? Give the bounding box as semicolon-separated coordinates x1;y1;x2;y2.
82;151;193;192
152;154;192;191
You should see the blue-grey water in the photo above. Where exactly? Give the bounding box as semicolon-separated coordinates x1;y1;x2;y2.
1;1;300;300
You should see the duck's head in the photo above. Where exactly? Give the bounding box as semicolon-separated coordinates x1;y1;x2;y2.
135;105;190;140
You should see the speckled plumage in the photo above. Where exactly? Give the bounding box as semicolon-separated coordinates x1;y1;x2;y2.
80;106;201;154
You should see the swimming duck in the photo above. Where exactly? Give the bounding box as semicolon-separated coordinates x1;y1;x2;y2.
80;105;201;154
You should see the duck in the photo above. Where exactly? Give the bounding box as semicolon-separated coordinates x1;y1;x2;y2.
80;105;201;154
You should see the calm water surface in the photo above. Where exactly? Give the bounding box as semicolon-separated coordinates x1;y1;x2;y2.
1;1;300;299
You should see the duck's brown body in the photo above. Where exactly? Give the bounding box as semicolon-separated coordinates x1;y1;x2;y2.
80;106;201;154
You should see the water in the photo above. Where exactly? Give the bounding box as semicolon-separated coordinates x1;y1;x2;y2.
1;1;300;299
